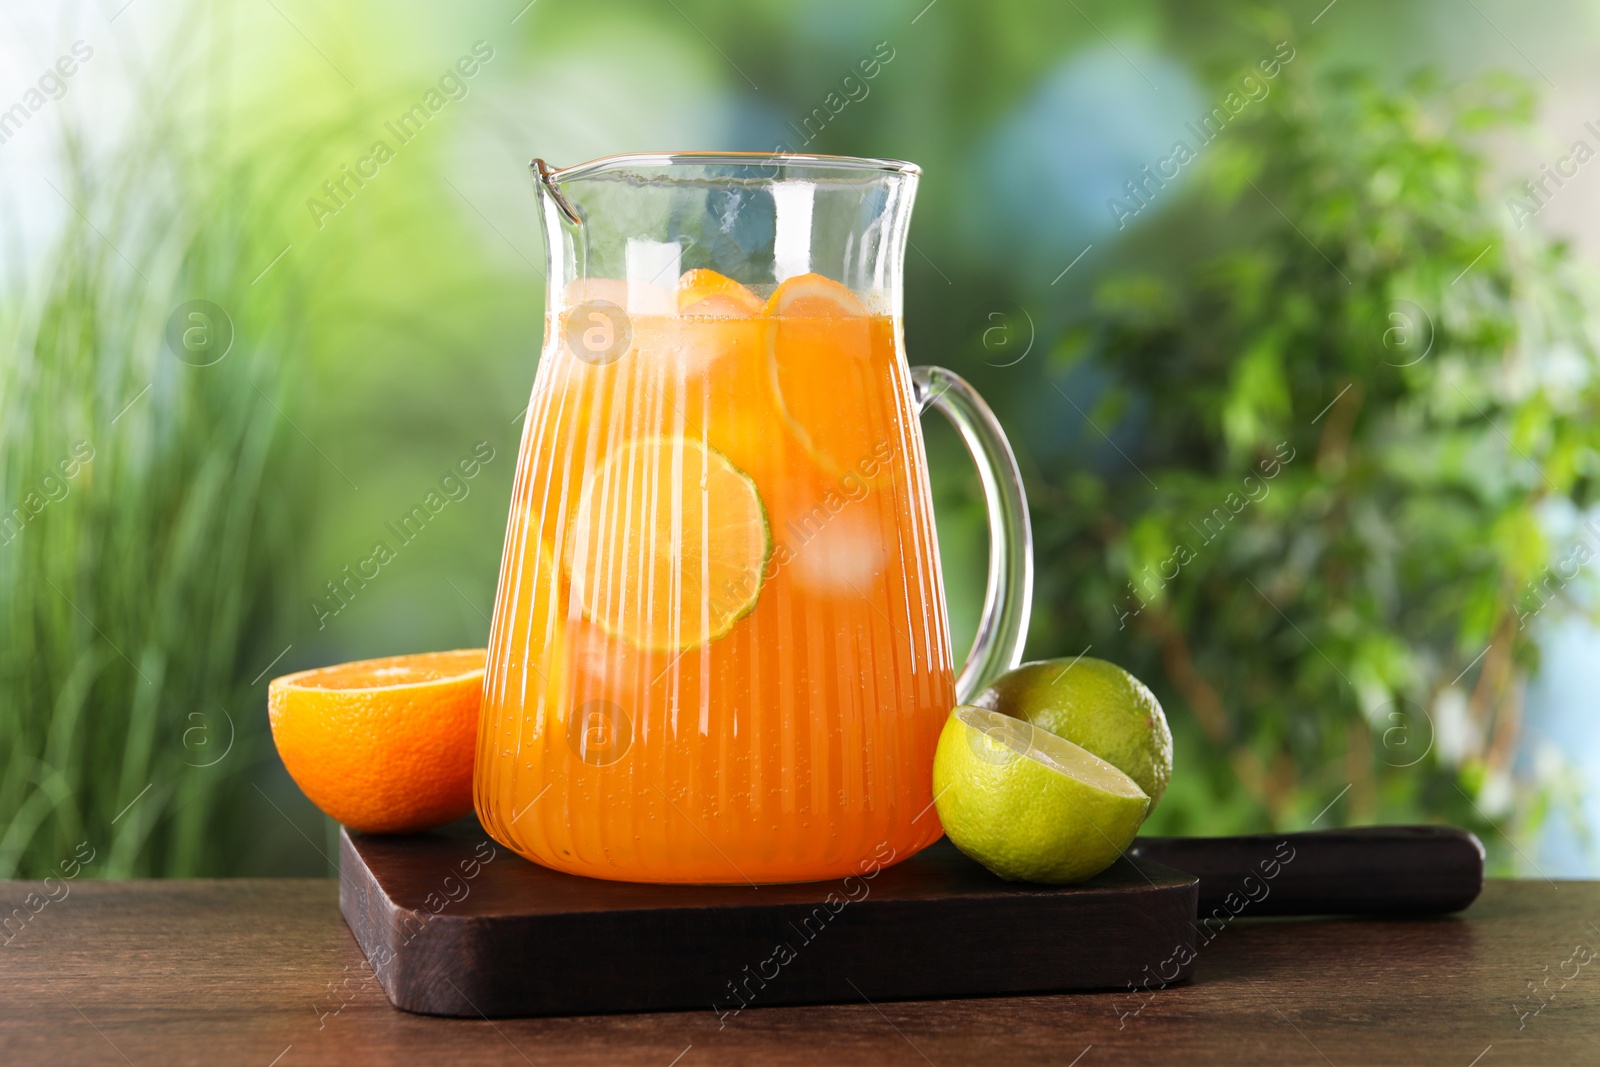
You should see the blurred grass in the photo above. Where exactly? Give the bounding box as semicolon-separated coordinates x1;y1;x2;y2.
0;97;316;878
0;0;542;878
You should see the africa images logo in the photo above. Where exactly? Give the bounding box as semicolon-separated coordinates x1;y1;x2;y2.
0;41;93;149
305;42;495;229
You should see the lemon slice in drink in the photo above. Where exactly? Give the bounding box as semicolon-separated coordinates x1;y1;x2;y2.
933;706;1151;884
569;437;772;652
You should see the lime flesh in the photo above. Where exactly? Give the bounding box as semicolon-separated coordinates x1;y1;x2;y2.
933;706;1150;884
569;437;771;652
974;657;1173;811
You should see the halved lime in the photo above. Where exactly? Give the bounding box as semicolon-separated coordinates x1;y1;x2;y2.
933;706;1150;884
569;437;772;652
974;657;1174;811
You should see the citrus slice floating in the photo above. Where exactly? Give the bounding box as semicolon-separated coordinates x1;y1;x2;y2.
764;273;881;479
932;706;1151;884
678;268;765;317
570;437;772;652
268;649;485;834
764;272;869;317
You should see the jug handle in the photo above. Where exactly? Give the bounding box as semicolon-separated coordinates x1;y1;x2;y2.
911;366;1033;702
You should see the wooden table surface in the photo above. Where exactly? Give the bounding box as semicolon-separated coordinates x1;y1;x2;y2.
1;878;1595;1065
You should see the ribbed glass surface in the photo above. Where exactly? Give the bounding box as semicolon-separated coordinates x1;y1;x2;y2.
475;296;956;884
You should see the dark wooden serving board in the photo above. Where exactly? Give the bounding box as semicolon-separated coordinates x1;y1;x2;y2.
339;826;1198;1018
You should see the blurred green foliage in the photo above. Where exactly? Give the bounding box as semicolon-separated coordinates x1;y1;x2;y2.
1036;68;1600;850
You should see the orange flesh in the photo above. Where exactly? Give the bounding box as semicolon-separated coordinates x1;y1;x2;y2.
476;272;956;883
279;649;485;691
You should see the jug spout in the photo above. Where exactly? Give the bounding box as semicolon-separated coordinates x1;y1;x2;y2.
531;157;582;226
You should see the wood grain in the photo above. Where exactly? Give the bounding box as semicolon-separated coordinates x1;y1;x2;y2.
1;877;1595;1065
339;830;1198;1016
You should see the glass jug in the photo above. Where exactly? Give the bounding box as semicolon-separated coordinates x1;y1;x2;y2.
476;152;1032;884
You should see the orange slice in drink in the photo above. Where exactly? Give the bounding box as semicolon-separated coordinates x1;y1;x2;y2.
569;437;772;651
764;272;869;318
268;649;485;833
765;273;882;479
678;268;765;317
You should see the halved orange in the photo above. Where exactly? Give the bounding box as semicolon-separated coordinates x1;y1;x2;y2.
678;268;765;317
268;649;485;833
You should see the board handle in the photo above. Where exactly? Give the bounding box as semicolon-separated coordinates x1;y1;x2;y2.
1128;825;1485;916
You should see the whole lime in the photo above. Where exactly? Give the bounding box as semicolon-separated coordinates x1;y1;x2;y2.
932;706;1151;884
973;657;1173;811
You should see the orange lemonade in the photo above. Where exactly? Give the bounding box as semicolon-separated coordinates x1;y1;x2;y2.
476;270;956;883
